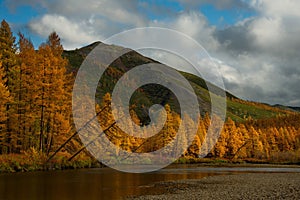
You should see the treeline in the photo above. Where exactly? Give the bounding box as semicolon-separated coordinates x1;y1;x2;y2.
212;115;300;161
96;93;300;162
0;20;73;155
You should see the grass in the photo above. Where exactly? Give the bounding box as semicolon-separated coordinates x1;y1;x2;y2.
227;100;281;120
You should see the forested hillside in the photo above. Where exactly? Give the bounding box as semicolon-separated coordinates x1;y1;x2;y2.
0;20;300;172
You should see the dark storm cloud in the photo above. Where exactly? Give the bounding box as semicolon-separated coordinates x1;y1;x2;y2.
214;22;256;54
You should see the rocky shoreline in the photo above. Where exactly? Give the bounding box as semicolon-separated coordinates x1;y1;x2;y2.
127;173;300;200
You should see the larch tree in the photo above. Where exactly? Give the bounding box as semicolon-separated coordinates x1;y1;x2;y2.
187;134;201;158
10;33;38;151
36;32;72;154
248;126;262;158
237;124;250;158
0;20;17;153
0;57;12;153
226;118;244;158
213;133;227;158
0;20;17;87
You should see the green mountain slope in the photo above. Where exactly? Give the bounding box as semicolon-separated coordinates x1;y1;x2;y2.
63;42;293;123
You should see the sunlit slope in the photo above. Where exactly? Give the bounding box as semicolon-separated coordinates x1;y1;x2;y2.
63;42;294;123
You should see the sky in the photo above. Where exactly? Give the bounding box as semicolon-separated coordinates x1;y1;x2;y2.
1;0;300;107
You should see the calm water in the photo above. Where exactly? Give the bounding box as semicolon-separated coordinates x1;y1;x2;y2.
1;165;300;200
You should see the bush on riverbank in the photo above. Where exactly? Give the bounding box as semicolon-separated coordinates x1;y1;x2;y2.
0;148;102;173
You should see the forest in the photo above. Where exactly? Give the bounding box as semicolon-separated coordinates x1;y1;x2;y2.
97;93;300;163
0;19;300;172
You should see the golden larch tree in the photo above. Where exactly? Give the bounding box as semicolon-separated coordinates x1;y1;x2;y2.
35;32;72;154
0;20;17;153
0;57;12;153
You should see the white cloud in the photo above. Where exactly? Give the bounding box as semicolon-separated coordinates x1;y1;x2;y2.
21;0;147;49
248;17;283;48
150;12;220;52
216;59;241;84
251;1;300;52
250;0;300;18
29;14;99;49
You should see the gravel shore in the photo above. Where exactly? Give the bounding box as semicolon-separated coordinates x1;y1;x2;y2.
127;173;300;200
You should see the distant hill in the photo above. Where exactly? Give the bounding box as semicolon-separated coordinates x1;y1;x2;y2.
273;104;300;113
63;42;294;123
289;106;300;112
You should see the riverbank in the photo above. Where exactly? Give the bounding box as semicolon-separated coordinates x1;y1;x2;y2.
1;153;300;173
128;173;300;199
0;152;103;173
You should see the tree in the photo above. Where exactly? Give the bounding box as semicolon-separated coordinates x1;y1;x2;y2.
226;118;243;158
248;126;263;158
35;32;72;153
213;133;227;158
0;57;12;153
0;20;17;153
10;33;38;151
187;134;201;157
0;20;17;86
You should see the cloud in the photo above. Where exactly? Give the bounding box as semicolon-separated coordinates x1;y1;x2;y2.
4;0;300;106
214;0;300;106
151;11;220;52
8;0;147;49
4;0;47;10
250;0;300;18
45;0;146;27
29;14;99;49
174;0;250;10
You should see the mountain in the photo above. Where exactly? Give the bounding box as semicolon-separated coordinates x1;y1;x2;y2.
63;42;294;123
289;107;300;112
273;104;300;113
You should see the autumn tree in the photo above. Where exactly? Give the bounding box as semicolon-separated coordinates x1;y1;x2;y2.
35;32;72;154
0;57;12;153
213;133;227;158
0;20;17;86
226;118;244;158
0;20;17;153
187;134;201;157
8;33;38;152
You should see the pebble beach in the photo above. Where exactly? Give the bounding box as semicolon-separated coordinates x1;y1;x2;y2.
128;173;300;200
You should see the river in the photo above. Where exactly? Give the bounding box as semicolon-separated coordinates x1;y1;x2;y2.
1;165;300;200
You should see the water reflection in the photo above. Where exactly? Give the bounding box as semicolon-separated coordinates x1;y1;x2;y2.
0;165;299;200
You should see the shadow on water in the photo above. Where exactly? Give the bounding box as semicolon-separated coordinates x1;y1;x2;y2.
0;165;300;200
